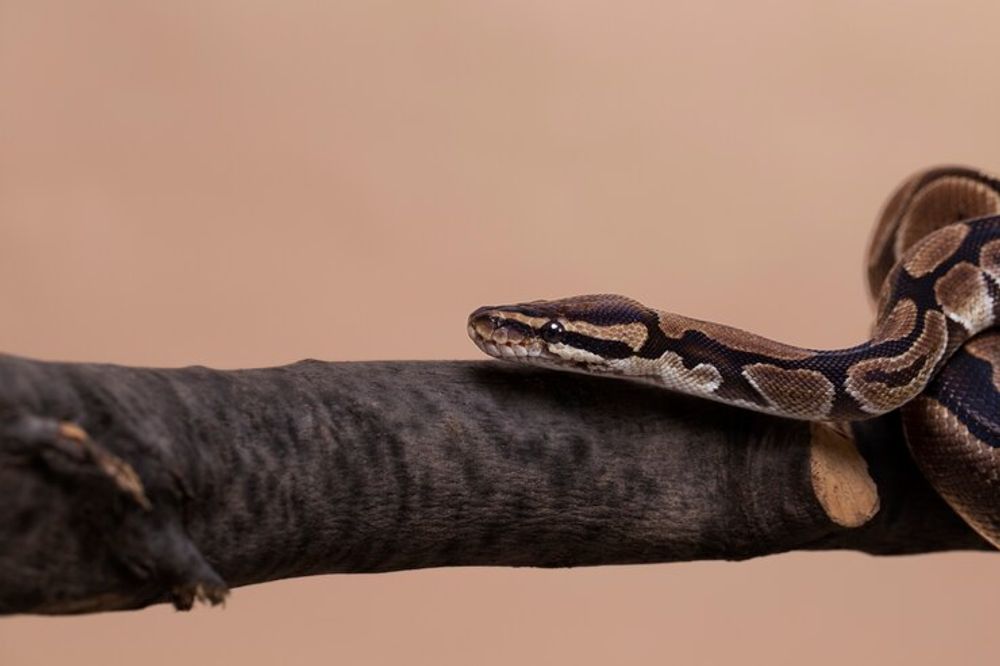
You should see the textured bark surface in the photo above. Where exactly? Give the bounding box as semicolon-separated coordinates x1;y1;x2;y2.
0;355;989;615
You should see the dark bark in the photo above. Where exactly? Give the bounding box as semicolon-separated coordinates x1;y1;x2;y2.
0;355;989;615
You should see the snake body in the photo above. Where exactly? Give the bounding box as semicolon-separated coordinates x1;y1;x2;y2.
468;166;1000;546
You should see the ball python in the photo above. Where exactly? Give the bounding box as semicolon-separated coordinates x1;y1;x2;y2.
468;166;1000;547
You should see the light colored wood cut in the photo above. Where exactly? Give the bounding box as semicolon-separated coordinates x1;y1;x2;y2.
809;423;880;527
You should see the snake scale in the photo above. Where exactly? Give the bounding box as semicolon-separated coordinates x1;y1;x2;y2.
468;166;1000;547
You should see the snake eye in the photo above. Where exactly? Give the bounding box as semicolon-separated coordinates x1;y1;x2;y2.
540;320;565;343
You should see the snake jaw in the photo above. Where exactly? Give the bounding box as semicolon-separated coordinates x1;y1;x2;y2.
467;310;622;380
467;297;647;372
467;318;551;362
467;310;561;364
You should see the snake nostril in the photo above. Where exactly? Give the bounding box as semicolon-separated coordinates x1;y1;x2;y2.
468;312;500;340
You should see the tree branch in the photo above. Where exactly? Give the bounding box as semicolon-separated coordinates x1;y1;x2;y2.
0;354;989;614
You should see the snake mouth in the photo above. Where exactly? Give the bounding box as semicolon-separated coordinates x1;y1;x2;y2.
467;311;557;363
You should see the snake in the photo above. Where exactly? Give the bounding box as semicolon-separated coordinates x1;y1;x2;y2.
468;166;1000;547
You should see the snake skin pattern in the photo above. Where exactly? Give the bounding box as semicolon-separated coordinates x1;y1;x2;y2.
469;166;1000;546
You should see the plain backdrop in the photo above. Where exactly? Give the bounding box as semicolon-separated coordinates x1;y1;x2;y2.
1;2;998;664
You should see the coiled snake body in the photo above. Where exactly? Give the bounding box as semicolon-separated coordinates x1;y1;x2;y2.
468;166;1000;546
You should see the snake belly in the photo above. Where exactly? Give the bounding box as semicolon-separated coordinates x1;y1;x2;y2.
468;166;1000;546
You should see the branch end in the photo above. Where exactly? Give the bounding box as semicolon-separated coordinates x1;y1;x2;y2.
810;423;880;528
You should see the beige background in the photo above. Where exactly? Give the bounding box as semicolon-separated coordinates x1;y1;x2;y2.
1;1;998;664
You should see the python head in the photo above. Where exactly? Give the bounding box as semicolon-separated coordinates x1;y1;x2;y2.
467;293;658;373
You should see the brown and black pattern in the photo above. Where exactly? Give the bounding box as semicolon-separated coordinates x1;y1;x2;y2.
470;166;1000;546
867;166;1000;299
903;334;1000;545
